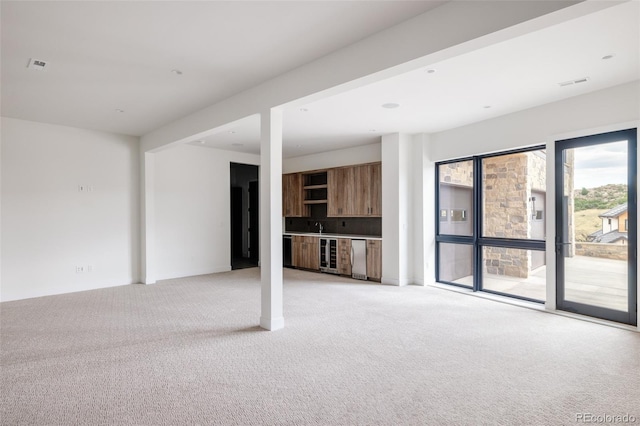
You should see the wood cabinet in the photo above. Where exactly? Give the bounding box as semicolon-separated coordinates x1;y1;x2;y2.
327;162;381;217
366;239;382;281
283;173;308;217
337;238;352;276
292;235;319;270
368;163;382;216
327;167;352;216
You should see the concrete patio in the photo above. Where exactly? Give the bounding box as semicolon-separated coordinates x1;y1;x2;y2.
451;255;628;312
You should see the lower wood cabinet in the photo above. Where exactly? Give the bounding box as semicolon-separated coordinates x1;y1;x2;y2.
290;235;379;281
366;239;382;281
292;235;319;271
337;238;352;276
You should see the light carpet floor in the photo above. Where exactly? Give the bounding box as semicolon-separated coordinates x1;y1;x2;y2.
1;268;639;425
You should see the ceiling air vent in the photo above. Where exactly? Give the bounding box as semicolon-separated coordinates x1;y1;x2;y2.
558;77;589;87
27;58;49;71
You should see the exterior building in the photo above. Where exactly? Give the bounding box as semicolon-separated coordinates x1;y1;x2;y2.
588;203;629;245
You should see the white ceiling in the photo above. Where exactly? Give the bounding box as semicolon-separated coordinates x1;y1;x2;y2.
194;0;639;158
0;1;444;136
2;1;638;159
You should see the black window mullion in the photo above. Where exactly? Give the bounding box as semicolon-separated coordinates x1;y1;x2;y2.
474;157;482;292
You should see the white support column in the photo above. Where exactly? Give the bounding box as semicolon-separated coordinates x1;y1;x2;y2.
412;133;435;286
259;109;284;331
141;151;156;284
381;133;414;286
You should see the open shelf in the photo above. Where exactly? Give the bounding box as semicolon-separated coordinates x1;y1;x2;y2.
303;199;328;205
303;184;328;190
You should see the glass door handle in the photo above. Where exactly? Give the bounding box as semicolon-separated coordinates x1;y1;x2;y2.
555;242;571;255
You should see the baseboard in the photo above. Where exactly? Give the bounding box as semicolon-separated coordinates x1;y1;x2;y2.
260;316;284;331
381;277;414;286
156;265;231;281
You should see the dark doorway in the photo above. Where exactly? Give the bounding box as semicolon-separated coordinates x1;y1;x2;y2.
230;163;259;270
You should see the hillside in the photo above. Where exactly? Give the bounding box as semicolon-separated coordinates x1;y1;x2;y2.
574;208;607;242
573;184;627;212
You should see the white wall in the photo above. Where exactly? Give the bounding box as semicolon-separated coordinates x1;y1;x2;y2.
283;143;381;173
1;117;139;301
430;81;640;161
153;144;259;280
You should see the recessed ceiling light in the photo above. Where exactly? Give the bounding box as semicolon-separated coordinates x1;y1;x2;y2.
300;108;309;112
228;130;236;134
602;54;614;60
196;140;205;144
425;68;436;74
171;69;183;75
381;103;400;109
369;129;377;132
296;144;302;148
232;143;244;147
115;109;124;113
483;105;492;109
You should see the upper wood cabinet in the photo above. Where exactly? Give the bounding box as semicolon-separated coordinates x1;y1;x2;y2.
282;173;308;217
328;162;381;217
327;167;353;216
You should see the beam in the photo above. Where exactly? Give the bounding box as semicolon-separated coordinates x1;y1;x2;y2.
141;1;601;153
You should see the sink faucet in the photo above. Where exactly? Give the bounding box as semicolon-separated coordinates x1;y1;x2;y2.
315;222;324;234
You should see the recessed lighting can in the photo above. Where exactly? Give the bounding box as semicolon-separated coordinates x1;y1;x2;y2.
232;143;244;147
300;108;309;112
602;54;614;60
171;69;183;75
197;140;205;144
483;105;492;109
115;109;124;113
425;69;436;74
381;103;400;109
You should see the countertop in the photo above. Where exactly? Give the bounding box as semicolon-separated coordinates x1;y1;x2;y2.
283;232;382;240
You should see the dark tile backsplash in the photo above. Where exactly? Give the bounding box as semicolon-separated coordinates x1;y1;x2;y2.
285;204;381;236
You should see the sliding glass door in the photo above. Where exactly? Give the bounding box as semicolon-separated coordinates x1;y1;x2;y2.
555;129;637;325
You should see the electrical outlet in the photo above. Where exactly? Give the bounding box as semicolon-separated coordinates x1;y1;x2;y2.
75;266;84;273
78;185;85;192
87;264;93;273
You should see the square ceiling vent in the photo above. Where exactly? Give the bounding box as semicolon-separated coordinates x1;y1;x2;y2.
27;58;49;71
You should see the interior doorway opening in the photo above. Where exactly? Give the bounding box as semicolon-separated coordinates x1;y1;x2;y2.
230;162;259;270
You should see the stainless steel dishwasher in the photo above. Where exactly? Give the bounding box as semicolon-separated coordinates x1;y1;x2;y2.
351;239;367;280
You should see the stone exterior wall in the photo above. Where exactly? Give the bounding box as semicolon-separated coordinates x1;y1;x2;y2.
528;151;546;192
575;242;628;261
484;247;530;278
483;153;529;239
563;150;576;257
439;160;473;187
483;153;531;278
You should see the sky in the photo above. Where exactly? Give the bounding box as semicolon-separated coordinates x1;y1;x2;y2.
572;140;628;189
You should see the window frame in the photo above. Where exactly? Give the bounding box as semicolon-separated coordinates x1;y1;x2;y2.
436;146;546;302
